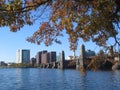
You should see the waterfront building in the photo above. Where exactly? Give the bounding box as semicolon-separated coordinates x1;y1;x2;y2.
36;51;42;64
16;49;30;63
60;51;65;61
40;50;56;64
57;53;61;61
30;57;36;65
0;61;7;66
58;51;66;69
56;55;59;61
41;50;47;64
49;52;56;63
86;49;96;58
41;52;49;64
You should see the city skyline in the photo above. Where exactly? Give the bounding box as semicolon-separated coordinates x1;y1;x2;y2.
0;25;116;63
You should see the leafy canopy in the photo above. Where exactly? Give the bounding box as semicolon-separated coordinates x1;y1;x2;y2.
0;0;120;51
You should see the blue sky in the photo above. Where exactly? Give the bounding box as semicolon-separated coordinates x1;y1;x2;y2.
0;22;117;63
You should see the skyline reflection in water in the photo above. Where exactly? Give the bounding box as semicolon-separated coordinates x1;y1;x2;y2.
0;68;120;90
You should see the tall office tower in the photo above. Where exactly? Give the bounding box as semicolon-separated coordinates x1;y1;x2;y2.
59;51;65;69
16;49;30;63
41;52;49;64
49;52;56;63
36;51;42;64
61;51;65;61
41;50;48;64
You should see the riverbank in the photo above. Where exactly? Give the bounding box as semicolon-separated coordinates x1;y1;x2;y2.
0;61;113;71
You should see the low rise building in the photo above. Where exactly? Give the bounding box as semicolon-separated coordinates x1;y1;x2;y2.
30;57;36;65
0;61;7;67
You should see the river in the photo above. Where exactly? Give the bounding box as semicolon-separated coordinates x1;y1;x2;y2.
0;68;120;90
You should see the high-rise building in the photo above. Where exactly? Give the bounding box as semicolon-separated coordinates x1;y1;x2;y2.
41;50;47;64
36;51;42;64
49;52;56;63
41;52;49;64
58;51;65;69
40;50;56;64
16;49;30;63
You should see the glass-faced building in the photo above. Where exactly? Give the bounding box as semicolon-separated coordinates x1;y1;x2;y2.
16;49;30;63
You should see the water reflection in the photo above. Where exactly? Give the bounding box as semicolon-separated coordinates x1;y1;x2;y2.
15;68;31;90
111;70;120;89
0;68;120;90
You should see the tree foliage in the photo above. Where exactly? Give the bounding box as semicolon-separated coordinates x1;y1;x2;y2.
0;0;120;51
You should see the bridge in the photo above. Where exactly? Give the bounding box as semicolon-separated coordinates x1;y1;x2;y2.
38;45;87;70
39;50;77;69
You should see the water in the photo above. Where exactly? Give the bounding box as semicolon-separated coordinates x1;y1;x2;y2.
0;68;120;90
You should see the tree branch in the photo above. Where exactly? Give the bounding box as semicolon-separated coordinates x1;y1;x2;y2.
0;0;50;13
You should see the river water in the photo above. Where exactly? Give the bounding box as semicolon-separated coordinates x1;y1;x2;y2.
0;68;120;90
